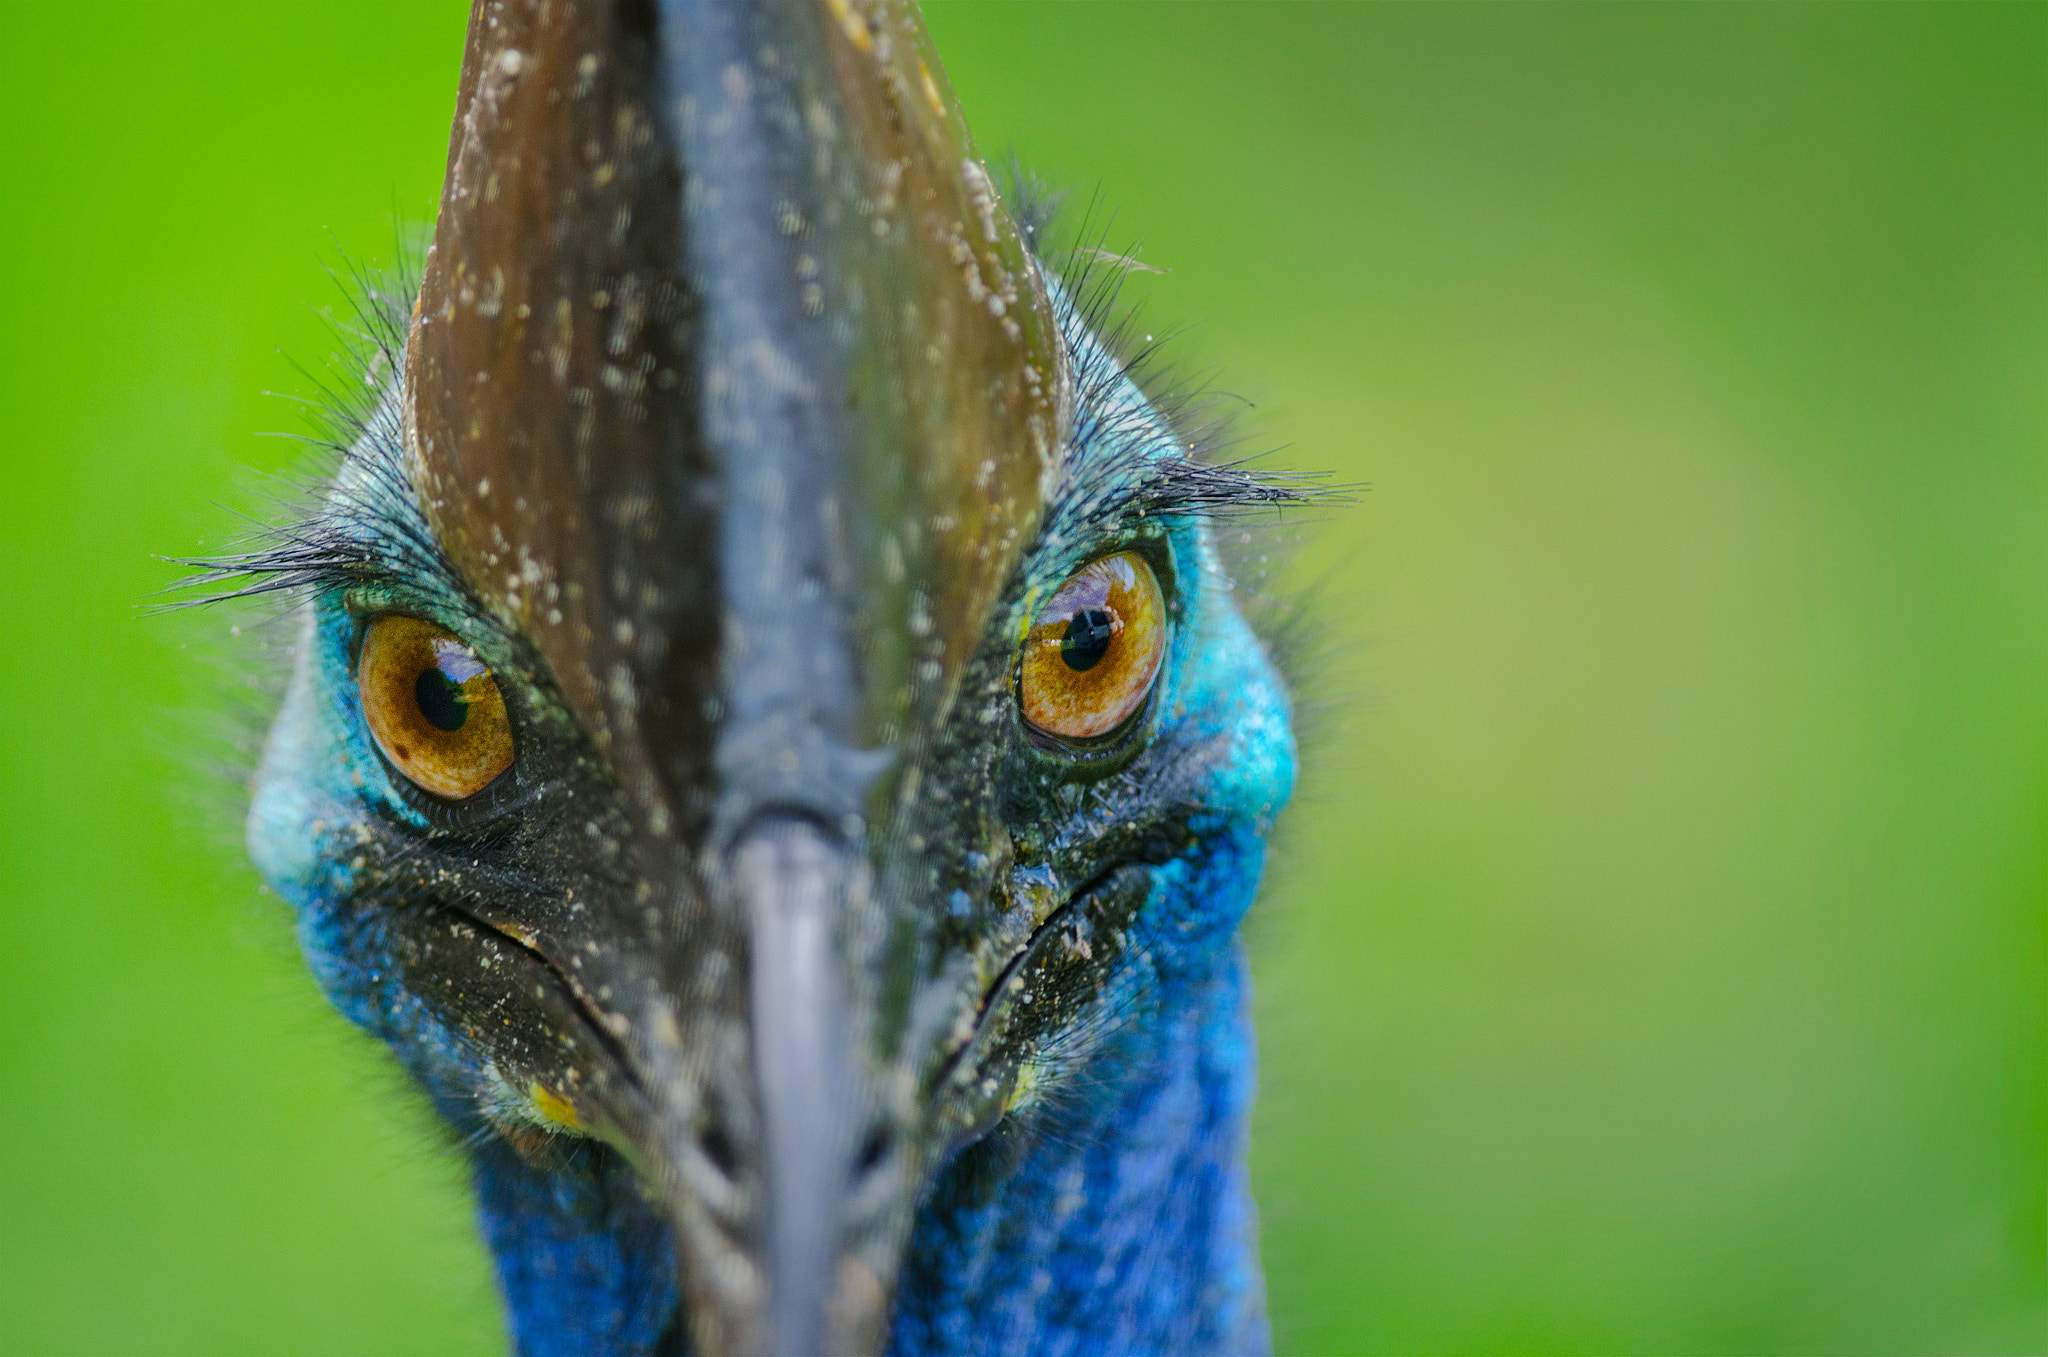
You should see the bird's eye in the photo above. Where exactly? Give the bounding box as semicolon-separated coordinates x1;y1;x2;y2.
358;615;514;800
1019;551;1167;742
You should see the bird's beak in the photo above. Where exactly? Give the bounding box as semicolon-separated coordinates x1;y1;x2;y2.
398;2;1061;1352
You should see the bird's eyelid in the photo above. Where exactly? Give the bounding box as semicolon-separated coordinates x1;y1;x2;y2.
1019;528;1181;611
338;590;513;672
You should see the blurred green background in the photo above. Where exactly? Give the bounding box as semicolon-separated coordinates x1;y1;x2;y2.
2;3;2041;1352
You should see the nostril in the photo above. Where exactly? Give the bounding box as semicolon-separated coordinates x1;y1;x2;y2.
854;1126;890;1177
699;1122;739;1178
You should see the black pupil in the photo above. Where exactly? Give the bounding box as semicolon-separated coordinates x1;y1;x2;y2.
414;665;471;732
1060;608;1117;673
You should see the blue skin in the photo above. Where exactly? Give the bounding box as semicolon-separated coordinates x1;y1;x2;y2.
247;304;1296;1355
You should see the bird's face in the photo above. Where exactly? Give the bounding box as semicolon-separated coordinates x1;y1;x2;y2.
237;2;1295;1354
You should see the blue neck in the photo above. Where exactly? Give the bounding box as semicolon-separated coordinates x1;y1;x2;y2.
891;944;1266;1356
470;1142;683;1356
471;947;1264;1357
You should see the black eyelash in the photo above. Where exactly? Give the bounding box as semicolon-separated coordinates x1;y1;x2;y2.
166;400;460;608
1007;167;1344;532
168;174;1342;617
159;244;475;615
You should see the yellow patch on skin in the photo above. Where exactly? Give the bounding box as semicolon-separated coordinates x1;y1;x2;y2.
1004;1061;1046;1117
1017;585;1045;644
531;1082;581;1130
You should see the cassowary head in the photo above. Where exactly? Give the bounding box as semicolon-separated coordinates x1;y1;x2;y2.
199;2;1300;1353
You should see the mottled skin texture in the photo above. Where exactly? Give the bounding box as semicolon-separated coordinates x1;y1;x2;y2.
226;2;1298;1354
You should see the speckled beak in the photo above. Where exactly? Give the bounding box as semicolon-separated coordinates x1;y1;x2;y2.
401;1;1060;1352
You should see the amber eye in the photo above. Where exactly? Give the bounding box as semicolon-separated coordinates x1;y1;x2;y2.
358;615;514;800
1019;551;1167;741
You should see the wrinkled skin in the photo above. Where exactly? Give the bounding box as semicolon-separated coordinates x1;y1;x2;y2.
226;1;1298;1354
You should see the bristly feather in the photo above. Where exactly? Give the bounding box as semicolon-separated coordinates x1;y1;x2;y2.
1014;170;1338;536
169;175;1340;623
1007;168;1347;724
160;240;456;613
1005;174;1350;1068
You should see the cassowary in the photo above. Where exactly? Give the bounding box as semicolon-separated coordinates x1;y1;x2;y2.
193;1;1302;1352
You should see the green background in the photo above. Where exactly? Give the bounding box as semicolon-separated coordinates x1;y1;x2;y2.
2;3;2042;1352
